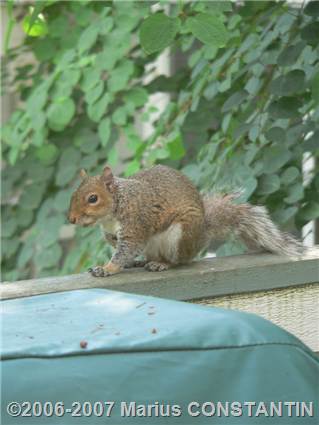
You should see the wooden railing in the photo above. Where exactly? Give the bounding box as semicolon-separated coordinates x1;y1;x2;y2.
1;247;318;351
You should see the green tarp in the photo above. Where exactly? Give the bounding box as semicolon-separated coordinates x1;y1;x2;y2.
1;289;318;424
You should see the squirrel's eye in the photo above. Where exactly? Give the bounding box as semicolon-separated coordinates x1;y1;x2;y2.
88;194;98;204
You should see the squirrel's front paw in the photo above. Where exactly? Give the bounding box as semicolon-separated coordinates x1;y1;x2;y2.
88;266;111;277
88;261;121;278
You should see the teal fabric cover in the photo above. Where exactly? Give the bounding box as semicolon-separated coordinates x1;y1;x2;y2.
1;288;318;424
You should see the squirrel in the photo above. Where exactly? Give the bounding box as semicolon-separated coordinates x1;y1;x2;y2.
68;164;303;277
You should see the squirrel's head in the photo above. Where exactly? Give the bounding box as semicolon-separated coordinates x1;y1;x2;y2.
68;166;115;226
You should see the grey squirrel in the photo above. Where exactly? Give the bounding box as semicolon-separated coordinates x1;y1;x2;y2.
68;164;303;277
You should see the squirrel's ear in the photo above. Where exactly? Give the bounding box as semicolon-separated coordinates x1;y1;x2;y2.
102;166;113;187
79;169;88;179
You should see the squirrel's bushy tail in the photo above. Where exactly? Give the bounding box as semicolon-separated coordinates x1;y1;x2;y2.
202;193;303;256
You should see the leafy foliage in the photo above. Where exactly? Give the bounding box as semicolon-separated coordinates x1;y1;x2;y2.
2;0;318;280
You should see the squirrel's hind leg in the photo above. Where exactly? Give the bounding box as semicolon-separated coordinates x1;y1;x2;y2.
144;261;170;272
172;216;205;265
144;214;205;269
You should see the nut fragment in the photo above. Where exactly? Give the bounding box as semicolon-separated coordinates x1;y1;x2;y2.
80;340;88;349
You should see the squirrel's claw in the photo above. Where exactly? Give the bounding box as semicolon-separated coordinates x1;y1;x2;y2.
88;266;111;277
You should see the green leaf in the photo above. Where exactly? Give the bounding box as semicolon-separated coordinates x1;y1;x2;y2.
33;38;57;61
281;167;300;185
149;147;170;162
182;164;201;185
112;107;127;126
35;244;62;269
124;87;148;107
74;5;93;27
58;49;77;68
218;77;231;92
81;152;99;170
124;159;140;177
258;174;281;195
29;111;45;131
75;129;99;154
286;123;307;146
17;209;33;228
26;86;47;113
304;130;319;152
261;145;292;174
304;1;319;17
96;47;118;71
245;76;261;95
277;41;305;66
23;12;48;37
26;162;53;182
107;60;134;93
2;219;17;238
98;16;113;35
299;202;319;221
32;128;47;147
233;123;250;141
81;68;101;91
62;69;81;87
244;145;259;166
48;15;69;38
207;1;233;13
54;190;73;212
84;81;104;104
87;93;113;122
311;72;319;104
124;127;143;153
3;238;20;260
26;3;45;30
222;90;248;112
107;146;118;167
269;70;306;95
47;98;75;131
248;125;259;142
139;13;180;54
284;182;304;204
272;206;298;224
186;13;228;47
116;11;139;33
301;22;319;46
167;132;185;160
20;184;45;210
268;97;302;119
265;127;286;143
55;164;77;187
18;242;34;268
36;144;58;165
98;118;111;147
38;216;65;248
59;147;81;168
242;177;258;200
78;25;99;53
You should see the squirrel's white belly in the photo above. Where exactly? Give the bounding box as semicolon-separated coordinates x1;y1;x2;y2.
144;223;182;263
98;216;121;235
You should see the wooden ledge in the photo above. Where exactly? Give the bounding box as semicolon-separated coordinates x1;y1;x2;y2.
1;248;318;301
